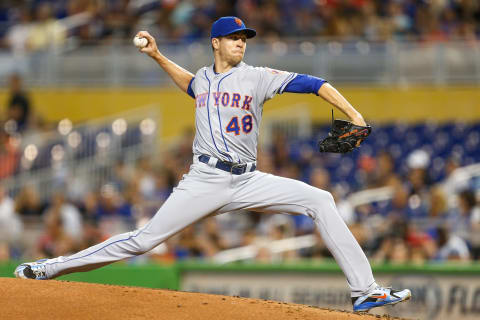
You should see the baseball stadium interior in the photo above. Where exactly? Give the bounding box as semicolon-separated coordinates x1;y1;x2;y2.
1;1;480;319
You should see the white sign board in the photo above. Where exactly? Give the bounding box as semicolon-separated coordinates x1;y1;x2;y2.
182;272;480;320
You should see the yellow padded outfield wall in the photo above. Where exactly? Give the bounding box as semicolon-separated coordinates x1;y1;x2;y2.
0;86;479;139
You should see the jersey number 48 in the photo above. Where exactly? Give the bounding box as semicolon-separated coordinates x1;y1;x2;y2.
226;115;253;135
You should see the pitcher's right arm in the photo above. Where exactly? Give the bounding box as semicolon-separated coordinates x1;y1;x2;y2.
136;31;194;95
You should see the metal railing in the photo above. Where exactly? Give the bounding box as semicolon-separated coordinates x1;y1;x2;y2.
1;39;480;86
2;106;160;201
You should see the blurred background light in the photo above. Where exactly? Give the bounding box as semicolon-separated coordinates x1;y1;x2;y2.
140;118;156;135
58;119;73;135
112;118;127;136
67;131;82;148
24;144;38;161
299;41;315;56
96;132;111;148
51;144;65;161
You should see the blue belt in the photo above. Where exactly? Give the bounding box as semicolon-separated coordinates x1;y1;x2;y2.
199;155;256;175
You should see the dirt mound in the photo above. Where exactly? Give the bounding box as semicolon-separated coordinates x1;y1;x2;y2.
0;278;404;319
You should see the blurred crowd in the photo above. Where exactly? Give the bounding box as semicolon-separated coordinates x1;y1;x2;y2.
0;0;479;54
1;0;480;266
0;72;52;180
1;120;480;265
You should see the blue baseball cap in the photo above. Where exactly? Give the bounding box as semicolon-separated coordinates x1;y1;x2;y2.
211;16;256;39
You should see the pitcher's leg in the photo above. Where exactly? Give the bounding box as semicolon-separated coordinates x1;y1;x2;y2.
43;164;231;278
229;171;376;297
306;191;376;297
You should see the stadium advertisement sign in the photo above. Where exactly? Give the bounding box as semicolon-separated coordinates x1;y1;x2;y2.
181;272;480;320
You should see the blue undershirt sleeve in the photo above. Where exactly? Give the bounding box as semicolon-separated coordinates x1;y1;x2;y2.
283;74;327;96
187;77;195;99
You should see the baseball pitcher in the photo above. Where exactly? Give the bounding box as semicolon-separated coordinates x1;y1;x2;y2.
15;17;411;312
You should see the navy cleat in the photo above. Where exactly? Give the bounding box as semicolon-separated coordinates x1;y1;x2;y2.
14;259;49;280
352;286;411;312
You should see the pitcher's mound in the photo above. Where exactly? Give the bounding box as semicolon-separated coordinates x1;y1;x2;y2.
0;278;403;319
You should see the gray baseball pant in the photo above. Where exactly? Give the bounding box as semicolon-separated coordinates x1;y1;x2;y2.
44;159;376;297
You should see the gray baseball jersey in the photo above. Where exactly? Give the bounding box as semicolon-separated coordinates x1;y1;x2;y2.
190;62;297;163
35;61;377;298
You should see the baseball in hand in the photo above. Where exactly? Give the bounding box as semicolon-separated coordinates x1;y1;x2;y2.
133;36;148;48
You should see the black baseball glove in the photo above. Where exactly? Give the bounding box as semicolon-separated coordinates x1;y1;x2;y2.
318;119;372;153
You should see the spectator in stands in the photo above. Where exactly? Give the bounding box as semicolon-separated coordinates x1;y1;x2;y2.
277;161;301;180
174;224;205;260
449;190;478;246
300;230;331;262
75;191;105;250
136;156;156;199
215;211;254;249
2;0;480;45
183;0;237;41
0;184;23;260
29;2;66;52
37;206;77;258
0;126;19;179
264;215;297;262
195;217;229;258
14;184;46;217
404;149;431;221
121;180;143;221
385;0;413;38
433;226;470;262
239;228;257;248
137;167;174;218
428;186;449;221
441;156;470;208
369;151;400;188
167;128;195;183
388;237;410;265
409;245;430;266
152;167;174;202
5;73;31;132
470;195;480;260
42;190;83;245
372;220;409;265
358;183;410;257
95;183;134;221
28;2;66;77
79;217;105;251
357;154;377;188
110;159;133;193
425;186;450;239
405;222;437;264
270;131;292;174
5;5;32;74
310;167;330;191
78;191;99;222
256;149;275;173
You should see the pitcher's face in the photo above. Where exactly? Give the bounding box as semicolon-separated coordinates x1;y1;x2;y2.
213;32;247;66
